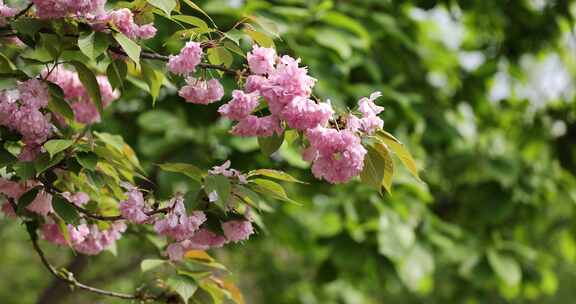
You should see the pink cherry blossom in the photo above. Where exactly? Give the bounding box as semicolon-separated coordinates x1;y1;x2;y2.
42;223;90;247
358;91;384;116
13;107;52;145
18;79;49;110
26;190;53;216
107;8;157;40
186;228;227;250
154;196;206;241
0;91;18;126
18;144;42;161
71;100;100;124
0;179;27;199
119;188;149;224
32;0;106;19
1;202;16;217
168;41;203;75
280;97;333;130
304;127;367;184
244;75;268;93
165;242;186;261
218;90;260;120
222;220;254;243
0;1;16;26
247;46;276;75
179;78;224;104
231;115;283;137
74;222;126;255
61;191;90;207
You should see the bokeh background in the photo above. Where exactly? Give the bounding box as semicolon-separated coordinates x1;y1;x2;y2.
2;0;576;303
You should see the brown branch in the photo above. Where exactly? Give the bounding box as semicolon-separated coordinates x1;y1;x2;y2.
28;229;147;300
14;3;34;19
108;46;242;76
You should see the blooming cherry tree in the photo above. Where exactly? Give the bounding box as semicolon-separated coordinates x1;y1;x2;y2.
0;0;419;302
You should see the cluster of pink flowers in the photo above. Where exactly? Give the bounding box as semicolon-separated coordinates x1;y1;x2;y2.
346;91;384;135
43;221;126;255
45;67;119;124
105;8;157;40
31;0;105;19
0;0;16;26
0;79;52;160
208;160;248;184
0;178;128;256
217;47;329;138
118;174;253;261
167;42;225;105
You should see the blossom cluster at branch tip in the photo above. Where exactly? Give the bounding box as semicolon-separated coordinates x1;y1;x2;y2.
179;78;224;105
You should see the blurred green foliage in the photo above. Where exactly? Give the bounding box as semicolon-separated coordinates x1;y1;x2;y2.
3;0;576;303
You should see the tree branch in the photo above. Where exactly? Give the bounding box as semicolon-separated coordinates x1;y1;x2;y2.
14;3;34;19
28;228;147;300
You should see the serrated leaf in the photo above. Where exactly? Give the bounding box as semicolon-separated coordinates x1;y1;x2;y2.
487;249;522;286
0;52;15;73
56;215;71;246
34;152;65;174
360;145;386;190
113;32;141;68
171;15;208;29
377;130;420;180
106;60;127;91
204;175;231;209
78;31;109;60
141;61;165;104
53;196;78;223
167;275;198;303
247;169;305;183
244;29;275;48
43;139;74;158
207;47;233;69
372;143;395;193
0;146;17;167
147;0;176;15
17;187;39;215
70;61;103;114
76;152;98;171
234;185;265;210
158;163;204;182
258;132;284;156
250;178;299;204
181;0;217;28
13;162;35;180
140;259;166;272
47;83;74;120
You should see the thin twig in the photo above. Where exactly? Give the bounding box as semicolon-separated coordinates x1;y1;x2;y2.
14;3;33;19
28;230;145;300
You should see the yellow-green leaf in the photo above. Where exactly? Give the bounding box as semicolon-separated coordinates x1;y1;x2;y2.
377;130;420;180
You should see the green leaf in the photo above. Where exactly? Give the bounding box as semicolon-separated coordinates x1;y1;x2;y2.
47;83;74;121
0;146;17;167
207;47;233;69
113;32;141;68
377;130;420;180
34;152;65;174
141;61;165;104
158;163;204;182
106;60;127;91
17;188;39;215
76;153;98;171
234;185;265;210
250;178;299;204
70;61;103;114
147;0;176;15
487;249;522;286
247;169;305;183
0;52;15;73
244;29;275;48
171;15;209;29
204;175;231;209
43;139;74;158
360;145;386;190
140;259;166;272
11;18;48;37
313;29;352;59
181;0;217;28
258;132;284;156
78;31;109;60
13;162;36;180
56;215;71;245
53;196;79;223
373;143;395;193
166;275;198;303
319;12;371;47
